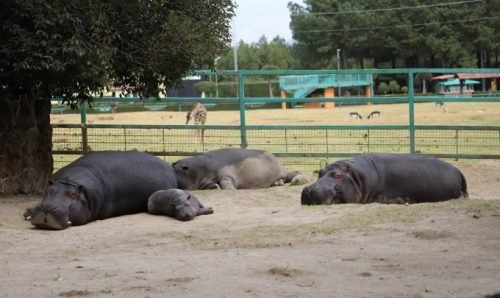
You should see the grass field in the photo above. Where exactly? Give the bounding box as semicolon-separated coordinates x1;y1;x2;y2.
52;102;500;126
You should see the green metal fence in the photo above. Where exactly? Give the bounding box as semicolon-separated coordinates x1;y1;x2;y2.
51;68;500;171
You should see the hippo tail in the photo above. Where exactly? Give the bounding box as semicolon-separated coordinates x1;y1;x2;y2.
460;172;468;198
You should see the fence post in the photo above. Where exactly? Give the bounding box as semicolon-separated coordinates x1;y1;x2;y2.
238;71;248;148
408;69;416;153
80;100;87;125
80;100;89;153
81;125;89;153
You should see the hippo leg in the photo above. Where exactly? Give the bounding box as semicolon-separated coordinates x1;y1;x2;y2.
205;183;221;190
196;201;214;216
290;174;310;186
23;207;35;220
272;179;285;186
219;176;236;190
197;207;214;216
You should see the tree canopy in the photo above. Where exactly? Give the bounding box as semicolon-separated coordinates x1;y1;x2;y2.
288;0;499;69
0;0;235;103
0;0;235;194
216;36;298;71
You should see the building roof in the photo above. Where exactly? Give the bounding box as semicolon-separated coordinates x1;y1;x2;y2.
438;79;480;86
432;73;500;81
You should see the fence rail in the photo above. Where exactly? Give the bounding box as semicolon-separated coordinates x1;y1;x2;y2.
52;124;500;171
51;68;500;171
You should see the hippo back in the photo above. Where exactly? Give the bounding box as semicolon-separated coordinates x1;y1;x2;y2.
173;148;288;189
348;154;467;203
53;151;177;220
304;153;467;205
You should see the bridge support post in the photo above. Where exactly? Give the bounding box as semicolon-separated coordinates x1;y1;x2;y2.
280;89;287;110
304;93;321;108
365;85;372;105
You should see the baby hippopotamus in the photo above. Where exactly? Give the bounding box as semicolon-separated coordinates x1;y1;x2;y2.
147;189;214;221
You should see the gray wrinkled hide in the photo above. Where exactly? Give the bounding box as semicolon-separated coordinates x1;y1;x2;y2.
148;189;213;221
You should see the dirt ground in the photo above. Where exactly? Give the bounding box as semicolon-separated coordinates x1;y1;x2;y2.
1;160;499;298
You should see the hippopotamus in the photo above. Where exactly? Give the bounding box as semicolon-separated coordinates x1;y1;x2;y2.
172;148;303;190
148;189;214;221
24;151;177;230
301;153;468;205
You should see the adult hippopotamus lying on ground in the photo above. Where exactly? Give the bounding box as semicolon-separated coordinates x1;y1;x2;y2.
301;153;468;205
24;151;177;230
172;148;305;190
148;189;214;221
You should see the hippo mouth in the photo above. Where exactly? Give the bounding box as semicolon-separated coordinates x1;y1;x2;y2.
24;205;71;230
301;185;340;205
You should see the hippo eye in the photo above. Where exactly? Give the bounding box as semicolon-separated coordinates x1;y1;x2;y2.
68;192;79;200
182;166;189;171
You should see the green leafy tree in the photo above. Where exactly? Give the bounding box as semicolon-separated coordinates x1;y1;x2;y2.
217;36;297;71
288;0;499;69
388;80;400;94
0;0;235;194
261;64;279;97
378;82;389;94
194;81;216;97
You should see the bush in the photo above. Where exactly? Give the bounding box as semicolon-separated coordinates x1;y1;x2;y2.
215;80;281;98
194;81;216;96
389;80;400;94
378;82;389;94
401;86;408;94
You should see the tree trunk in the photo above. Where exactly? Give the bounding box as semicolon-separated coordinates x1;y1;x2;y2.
268;79;274;98
0;95;52;195
430;54;436;68
480;49;486;92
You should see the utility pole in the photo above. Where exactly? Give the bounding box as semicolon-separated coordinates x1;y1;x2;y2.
215;57;220;98
232;20;238;71
337;49;341;97
337;49;341;70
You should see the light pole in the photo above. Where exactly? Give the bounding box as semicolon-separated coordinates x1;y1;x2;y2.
232;20;238;71
336;48;341;70
233;44;238;71
215;57;220;98
337;49;341;97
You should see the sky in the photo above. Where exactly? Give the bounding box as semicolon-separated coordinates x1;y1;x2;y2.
232;0;298;44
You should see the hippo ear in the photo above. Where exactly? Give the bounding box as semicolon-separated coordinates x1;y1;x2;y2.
48;180;54;185
186;195;192;201
318;168;326;178
345;165;361;186
77;185;84;193
344;165;355;178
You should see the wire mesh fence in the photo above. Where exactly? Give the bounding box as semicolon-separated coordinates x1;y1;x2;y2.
52;124;500;172
50;68;500;172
